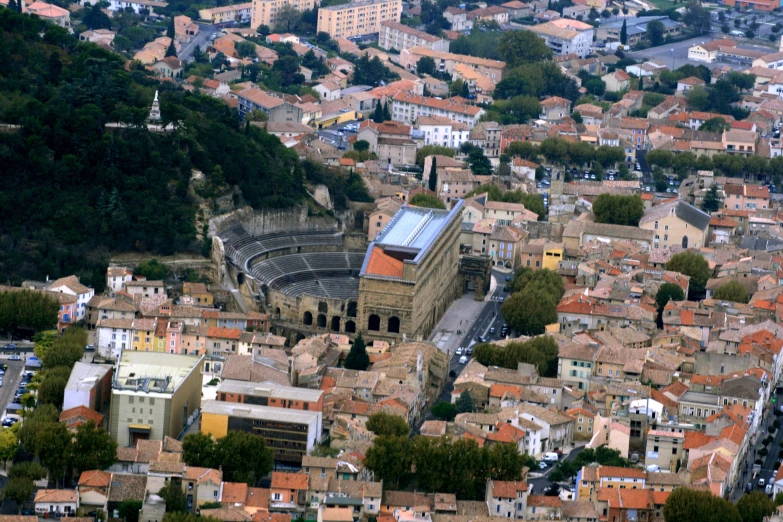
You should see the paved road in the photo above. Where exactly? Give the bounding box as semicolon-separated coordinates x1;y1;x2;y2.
529;445;587;495
626;35;774;70
180;23;219;63
0;360;26;417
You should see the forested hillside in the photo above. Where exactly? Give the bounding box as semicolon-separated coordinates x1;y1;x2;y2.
0;9;310;289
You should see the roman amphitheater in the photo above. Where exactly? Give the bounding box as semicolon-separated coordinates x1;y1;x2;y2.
218;201;490;346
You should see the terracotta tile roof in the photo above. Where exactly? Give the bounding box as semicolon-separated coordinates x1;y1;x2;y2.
34;490;78;503
78;470;112;488
364;247;404;278
208;327;242;340
271;472;309;491
527;495;563;507
599;466;646;479
683;430;717;450
719;424;746;446
253;514;291;522
60;405;104;427
222;482;249;504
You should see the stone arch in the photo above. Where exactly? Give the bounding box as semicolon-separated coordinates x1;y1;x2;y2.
388;316;401;334
318;301;328;314
347;301;358;317
368;314;381;331
275;307;281;316
505;261;513;268
682;235;689;249
237;272;245;285
345;320;356;333
303;311;313;326
317;314;327;328
296;333;306;343
331;316;341;332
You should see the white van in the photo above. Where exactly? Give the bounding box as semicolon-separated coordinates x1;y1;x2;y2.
543;452;559;462
459;355;468;364
766;484;773;495
646;464;660;472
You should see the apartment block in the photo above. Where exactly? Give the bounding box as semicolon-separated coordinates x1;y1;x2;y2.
378;21;449;52
399;47;506;83
201;400;322;464
199;2;252;23
251;0;317;30
526;19;594;58
317;0;402;39
109;351;203;447
392;92;484;127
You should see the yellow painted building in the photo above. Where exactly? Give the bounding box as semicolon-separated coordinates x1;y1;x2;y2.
183;282;214;306
542;242;564;271
251;0;317;30
317;0;402;39
131;319;157;352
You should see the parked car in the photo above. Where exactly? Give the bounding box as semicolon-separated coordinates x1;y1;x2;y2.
466;347;473;355
456;347;463;356
458;355;468;364
759;478;766;487
8;355;21;361
489;327;495;334
5;343;16;350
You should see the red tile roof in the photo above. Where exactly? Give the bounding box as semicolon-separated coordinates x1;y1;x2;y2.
683;430;717;450
271;472;309;491
365;247;404;278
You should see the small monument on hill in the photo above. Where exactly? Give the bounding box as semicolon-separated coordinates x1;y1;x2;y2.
148;90;161;122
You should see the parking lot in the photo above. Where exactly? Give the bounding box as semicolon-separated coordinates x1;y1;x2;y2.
316;120;361;150
0;359;28;427
627;34;776;71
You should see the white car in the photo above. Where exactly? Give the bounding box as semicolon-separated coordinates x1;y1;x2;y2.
458;356;468;364
455;347;463;356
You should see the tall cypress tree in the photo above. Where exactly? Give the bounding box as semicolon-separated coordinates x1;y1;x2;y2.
344;333;369;371
382;101;391;122
165;40;177;58
166;17;175;38
373;101;383;123
460;81;470;98
638;76;644;91
620;19;628;44
428;157;438;192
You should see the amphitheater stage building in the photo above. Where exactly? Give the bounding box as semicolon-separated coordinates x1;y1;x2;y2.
358;200;464;343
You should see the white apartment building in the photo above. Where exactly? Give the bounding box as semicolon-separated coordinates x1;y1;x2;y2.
527;19;594;58
392;92;484;127
378;21;449;52
415;116;470;149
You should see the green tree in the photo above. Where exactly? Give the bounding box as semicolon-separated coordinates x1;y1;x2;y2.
0;290;60;334
366;412;409;437
38;366;72;407
646;19;665;46
7;461;47;481
182;432;215;467
274;3;300;31
713;281;749;304
212;432;273;484
409;193;445;209
456;390;474;413
159;480;188;513
620;19;628;44
33;330;57;362
571;111;583;124
344;332;370;371
416;146;454;166
737;492;775;522
165;39;177;58
646;149;674;170
166;17;174;38
42;327;87;370
683;0;712;35
592;194;644;226
364;435;412;489
664;488;740;522
18;404;58;454
71;421;118;475
2;477;35;513
372;102;384;123
431;401;458;421
354;140;370;152
701;184;721;212
35;422;72;484
135;259;168;280
500;290;556;336
235;41;257;58
666;251;711;297
461;81;470;98
474;336;560;377
84;4;112;29
655;282;685;310
774;491;783;507
417;56;436;75
700;117;731;133
119;500;143;522
486;443;530;481
428;156;438;193
383;102;391;122
0;428;18;469
498;30;554;67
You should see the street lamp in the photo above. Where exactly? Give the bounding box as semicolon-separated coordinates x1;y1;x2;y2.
671;48;675;70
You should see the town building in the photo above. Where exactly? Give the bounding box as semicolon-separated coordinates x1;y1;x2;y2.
378;21;449;52
638;199;711;250
109;351;203;447
201;400;322;464
251;0;317;29
399;47;506;83
526;19;594;58
199;2;252;23
316;0;403;39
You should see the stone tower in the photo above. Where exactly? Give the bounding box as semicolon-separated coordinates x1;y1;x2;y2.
148;90;161;122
